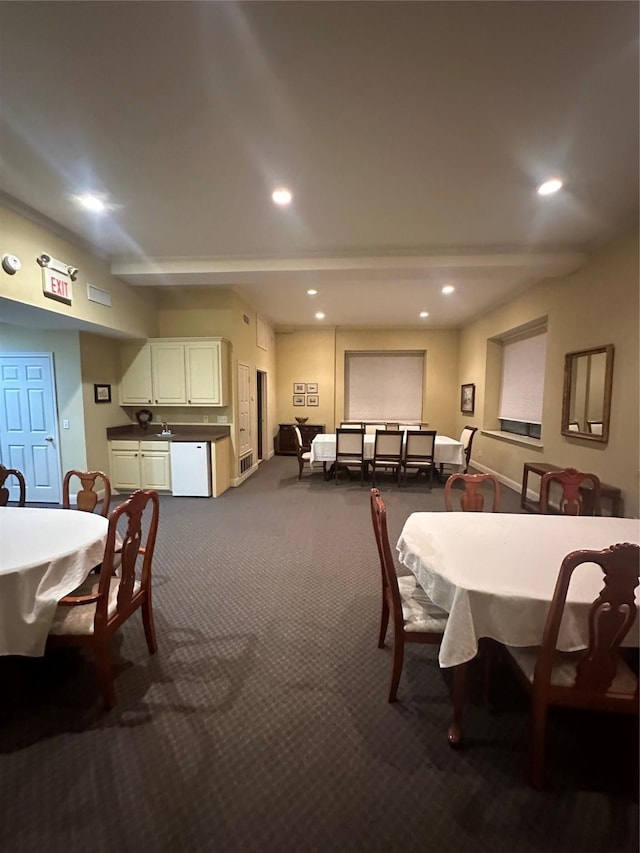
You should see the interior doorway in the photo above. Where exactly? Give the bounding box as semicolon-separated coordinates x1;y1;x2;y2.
0;352;62;502
256;369;267;461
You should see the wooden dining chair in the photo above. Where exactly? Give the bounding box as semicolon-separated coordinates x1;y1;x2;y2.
335;428;365;485
370;488;448;702
370;430;404;487
444;473;501;512
503;542;639;788
0;464;26;506
293;425;312;479
539;467;601;516
63;470;112;517
48;489;160;709
340;421;364;430
400;430;437;488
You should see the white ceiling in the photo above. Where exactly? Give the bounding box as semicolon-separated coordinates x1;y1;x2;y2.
1;2;637;331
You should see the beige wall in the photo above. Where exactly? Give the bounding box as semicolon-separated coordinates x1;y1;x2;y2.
275;328;459;435
0;206;159;339
276;330;337;431
79;332;127;473
457;228;639;517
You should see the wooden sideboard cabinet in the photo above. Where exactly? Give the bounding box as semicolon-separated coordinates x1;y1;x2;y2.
275;423;325;456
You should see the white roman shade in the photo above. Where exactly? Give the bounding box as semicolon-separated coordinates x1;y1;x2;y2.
498;330;547;424
345;351;424;422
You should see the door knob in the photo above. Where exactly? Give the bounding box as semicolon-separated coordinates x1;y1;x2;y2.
45;436;54;442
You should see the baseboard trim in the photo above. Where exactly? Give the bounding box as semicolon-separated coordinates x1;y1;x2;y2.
468;459;525;498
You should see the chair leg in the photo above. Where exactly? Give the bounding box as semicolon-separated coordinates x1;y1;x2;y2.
94;639;116;709
378;597;389;648
297;457;303;479
530;697;548;789
142;595;158;654
388;635;404;702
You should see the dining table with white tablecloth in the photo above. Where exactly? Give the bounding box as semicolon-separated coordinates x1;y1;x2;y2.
396;512;640;669
310;432;465;469
0;506;109;656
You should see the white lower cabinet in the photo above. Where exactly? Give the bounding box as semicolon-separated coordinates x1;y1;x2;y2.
110;440;171;492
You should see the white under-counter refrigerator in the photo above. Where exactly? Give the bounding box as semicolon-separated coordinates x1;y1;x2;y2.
170;441;212;497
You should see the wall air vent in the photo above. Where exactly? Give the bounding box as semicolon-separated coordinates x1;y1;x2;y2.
240;453;253;474
87;283;112;307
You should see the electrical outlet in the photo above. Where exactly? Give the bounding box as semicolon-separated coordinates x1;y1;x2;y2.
203;415;209;423
218;415;228;424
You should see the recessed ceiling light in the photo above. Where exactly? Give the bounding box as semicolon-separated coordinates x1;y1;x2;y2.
315;312;325;320
272;187;292;206
537;178;563;196
307;289;318;296
75;193;107;213
442;285;455;295
419;311;429;318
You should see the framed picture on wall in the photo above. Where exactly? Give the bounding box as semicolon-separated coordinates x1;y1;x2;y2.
307;395;319;406
293;395;305;406
94;383;111;404
306;383;318;394
293;382;306;394
460;383;475;414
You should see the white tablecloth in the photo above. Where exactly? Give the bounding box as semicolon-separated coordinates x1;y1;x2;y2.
396;512;640;668
0;507;109;656
310;433;464;467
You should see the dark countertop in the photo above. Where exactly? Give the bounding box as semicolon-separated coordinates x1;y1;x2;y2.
107;424;231;443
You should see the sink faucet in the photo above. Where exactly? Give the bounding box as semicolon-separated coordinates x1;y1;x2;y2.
161;421;170;434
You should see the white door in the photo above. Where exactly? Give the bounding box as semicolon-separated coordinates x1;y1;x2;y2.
237;363;252;458
0;353;62;503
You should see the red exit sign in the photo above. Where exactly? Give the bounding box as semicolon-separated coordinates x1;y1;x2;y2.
42;268;73;305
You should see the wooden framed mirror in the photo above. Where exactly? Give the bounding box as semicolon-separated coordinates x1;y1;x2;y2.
561;345;614;442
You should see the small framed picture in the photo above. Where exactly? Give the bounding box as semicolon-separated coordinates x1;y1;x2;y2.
293;382;306;394
293;395;305;406
307;394;319;406
306;383;318;394
94;383;111;404
460;383;475;414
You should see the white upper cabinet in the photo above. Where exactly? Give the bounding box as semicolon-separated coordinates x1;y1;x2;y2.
185;341;229;406
151;342;187;404
120;338;229;406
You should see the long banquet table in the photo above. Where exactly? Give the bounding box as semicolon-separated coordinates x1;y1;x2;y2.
396;512;640;669
0;506;109;656
310;433;464;468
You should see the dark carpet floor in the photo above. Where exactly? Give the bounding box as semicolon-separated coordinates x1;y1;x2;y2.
0;457;637;853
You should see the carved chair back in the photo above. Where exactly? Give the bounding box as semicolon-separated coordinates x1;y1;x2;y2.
537;543;639;698
63;470;112;516
444;472;501;512
0;464;26;506
540;467;601;516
